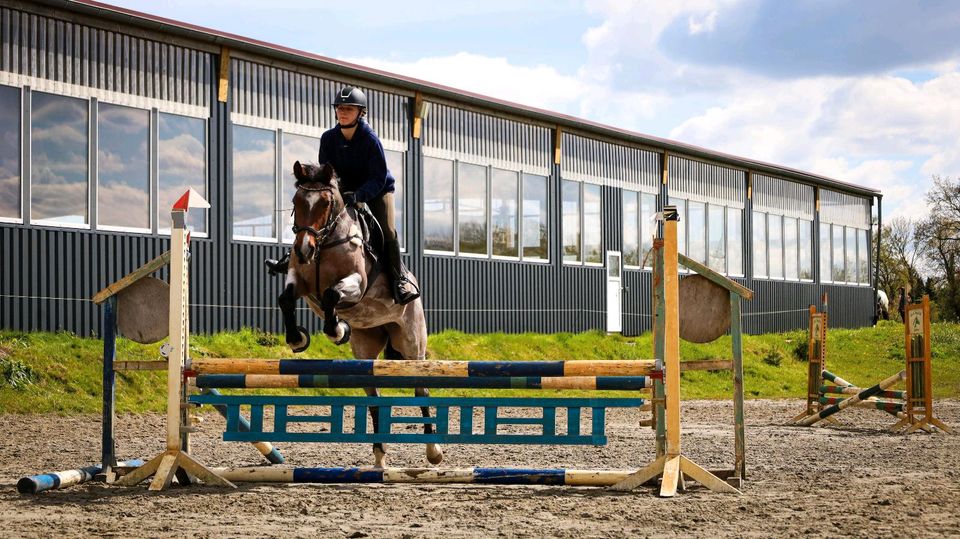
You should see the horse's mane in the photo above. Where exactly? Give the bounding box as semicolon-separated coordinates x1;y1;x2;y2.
294;161;339;188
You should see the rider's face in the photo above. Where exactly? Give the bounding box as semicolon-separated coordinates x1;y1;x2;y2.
336;105;361;126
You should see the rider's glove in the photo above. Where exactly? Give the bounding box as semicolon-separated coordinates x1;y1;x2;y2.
342;192;357;207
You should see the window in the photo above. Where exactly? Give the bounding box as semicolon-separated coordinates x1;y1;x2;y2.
846;226;858;284
687;201;706;264
424;157;454;252
784;217;798;280
158;113;207;234
583;184;602;264
752;211;767;278
281;133;321;244
857;229;869;284
727;208;743;276
491;168;518;257
522;173;548;261
97;103;150;230
562;180;581;263
0;85;20;220
641;193;656;268
819;224;832;282
232;125;276;240
674;198;687;257
31;92;88;226
707;203;725;272
832;225;846;282
458;162;487;255
623;191;640;267
799;220;812;280
385;150;405;250
768;214;783;279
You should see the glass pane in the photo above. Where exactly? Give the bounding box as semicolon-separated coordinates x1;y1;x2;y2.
799;219;812;280
97;103;149;229
752;211;767;278
232;125;276;239
458;162;487;255
832;225;846;282
687;201;705;264
727;207;743;276
846;226;857;283
31;92;88;224
707;204;725;272
769;214;783;279
670;198;687;256
281;133;320;244
424;157;454;251
820;223;832;282
385;150;405;250
784;217;798;280
0;85;21;219
623;191;639;267
583;184;602;264
491;168;518;257
562;180;581;262
522;173;548;260
159;113;206;233
641;193;656;268
858;229;869;284
608;253;620;278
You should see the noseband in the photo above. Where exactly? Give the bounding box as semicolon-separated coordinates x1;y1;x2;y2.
292;183;348;262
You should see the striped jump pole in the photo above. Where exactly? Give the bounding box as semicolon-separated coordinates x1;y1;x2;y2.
817;396;905;413
188;358;658;378
798;370;906;426
199;388;284;464
210;466;636;487
819;385;906;401
195;374;655;391
17;459;144;494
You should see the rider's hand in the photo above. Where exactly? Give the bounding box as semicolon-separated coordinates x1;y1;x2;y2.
342;192;357;207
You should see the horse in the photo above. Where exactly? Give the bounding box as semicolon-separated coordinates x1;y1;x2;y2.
278;161;442;468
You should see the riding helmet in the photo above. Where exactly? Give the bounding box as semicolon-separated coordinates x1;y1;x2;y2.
332;86;368;109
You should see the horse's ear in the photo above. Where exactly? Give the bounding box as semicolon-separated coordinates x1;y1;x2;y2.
293;161;304;182
321;163;337;185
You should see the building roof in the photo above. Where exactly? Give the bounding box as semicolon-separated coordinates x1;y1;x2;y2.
46;0;880;198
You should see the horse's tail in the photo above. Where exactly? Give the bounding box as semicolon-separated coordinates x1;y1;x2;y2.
384;338;402;360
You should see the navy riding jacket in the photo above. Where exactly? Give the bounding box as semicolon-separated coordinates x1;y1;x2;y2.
317;119;396;204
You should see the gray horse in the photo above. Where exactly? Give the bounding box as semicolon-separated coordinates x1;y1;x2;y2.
278;161;442;467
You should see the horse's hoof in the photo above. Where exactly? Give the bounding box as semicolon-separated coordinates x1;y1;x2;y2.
373;447;387;469
426;444;444;465
289;326;310;353
333;321;351;345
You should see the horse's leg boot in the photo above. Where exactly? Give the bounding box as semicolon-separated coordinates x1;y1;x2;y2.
264;251;290;275
384;239;420;305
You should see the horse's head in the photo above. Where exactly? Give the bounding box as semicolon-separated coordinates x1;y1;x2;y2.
291;161;345;264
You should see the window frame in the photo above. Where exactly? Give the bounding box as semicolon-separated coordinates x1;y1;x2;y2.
490;166;521;261
157;111;210;238
231;123;278;243
95;101;153;234
520;172;550;264
0;84;23;225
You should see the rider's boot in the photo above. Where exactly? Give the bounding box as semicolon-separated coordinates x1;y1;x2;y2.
384;238;420;305
264;251;290;276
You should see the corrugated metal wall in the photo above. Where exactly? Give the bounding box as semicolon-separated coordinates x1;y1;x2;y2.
0;5;210;110
230;57;408;147
820;188;871;228
421;102;551;175
0;4;878;338
668;155;745;207
753;174;815;219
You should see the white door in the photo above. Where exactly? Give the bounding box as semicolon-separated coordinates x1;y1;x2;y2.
606;251;622;333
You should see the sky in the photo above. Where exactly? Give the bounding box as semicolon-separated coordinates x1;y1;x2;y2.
106;0;960;222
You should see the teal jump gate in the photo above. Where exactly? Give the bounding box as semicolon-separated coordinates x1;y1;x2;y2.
188;394;645;446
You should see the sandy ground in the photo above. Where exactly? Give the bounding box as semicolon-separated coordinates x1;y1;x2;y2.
1;399;959;538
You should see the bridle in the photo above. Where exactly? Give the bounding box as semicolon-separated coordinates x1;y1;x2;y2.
291;183;349;262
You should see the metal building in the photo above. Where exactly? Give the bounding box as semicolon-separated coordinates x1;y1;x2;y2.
0;0;882;337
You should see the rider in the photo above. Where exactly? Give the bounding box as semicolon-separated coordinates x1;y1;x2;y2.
265;86;420;305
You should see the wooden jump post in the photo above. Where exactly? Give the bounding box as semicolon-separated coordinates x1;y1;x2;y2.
790;294;951;434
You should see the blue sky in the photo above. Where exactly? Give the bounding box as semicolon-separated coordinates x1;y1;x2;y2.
108;0;960;221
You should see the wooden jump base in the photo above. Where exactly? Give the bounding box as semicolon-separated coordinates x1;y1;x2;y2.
18;198;748;497
791;295;951;434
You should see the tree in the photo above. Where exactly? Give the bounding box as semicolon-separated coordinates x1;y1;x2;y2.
916;176;960;321
873;216;924;318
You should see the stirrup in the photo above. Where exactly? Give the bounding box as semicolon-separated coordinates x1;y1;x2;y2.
393;277;420;305
264;254;289;276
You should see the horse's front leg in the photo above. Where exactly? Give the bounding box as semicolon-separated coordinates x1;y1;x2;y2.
415;387;444;464
279;279;310;353
364;386;387;468
321;272;363;345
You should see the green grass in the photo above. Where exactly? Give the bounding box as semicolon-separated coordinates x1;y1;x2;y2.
2;322;959;414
